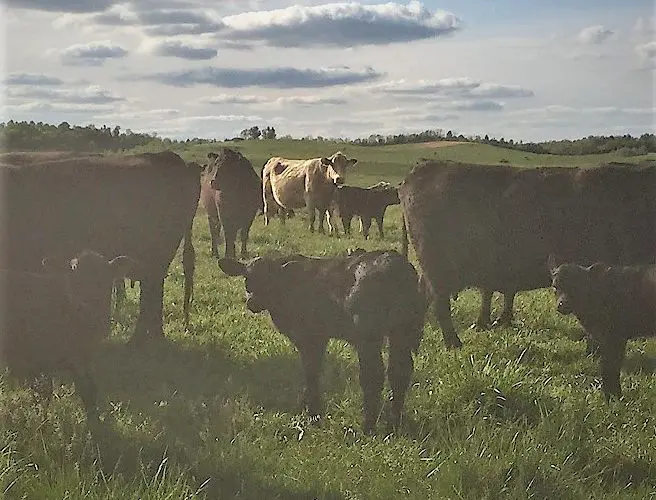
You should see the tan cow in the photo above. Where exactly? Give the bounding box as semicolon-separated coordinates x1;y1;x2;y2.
261;151;357;234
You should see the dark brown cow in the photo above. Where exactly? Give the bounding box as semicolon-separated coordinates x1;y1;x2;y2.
549;257;656;399
1;151;201;344
399;160;656;348
200;149;262;259
332;182;400;239
218;249;427;433
1;250;135;429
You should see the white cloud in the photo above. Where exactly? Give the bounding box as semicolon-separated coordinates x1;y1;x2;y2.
577;25;614;45
635;41;656;68
219;1;460;48
365;77;534;99
633;16;656;38
199;94;348;107
139;39;218;60
54;40;128;66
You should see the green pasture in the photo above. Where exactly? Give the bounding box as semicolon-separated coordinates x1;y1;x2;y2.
1;141;655;499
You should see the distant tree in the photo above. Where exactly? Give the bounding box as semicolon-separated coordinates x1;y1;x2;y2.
262;126;277;140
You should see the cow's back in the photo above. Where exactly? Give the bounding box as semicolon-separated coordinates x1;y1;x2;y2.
1;151;201;276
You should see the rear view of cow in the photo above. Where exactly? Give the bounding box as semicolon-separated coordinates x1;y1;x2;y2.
549;257;656;399
261;151;357;234
217;249;427;433
0;151;201;343
0;250;135;430
201;149;262;259
333;182;400;239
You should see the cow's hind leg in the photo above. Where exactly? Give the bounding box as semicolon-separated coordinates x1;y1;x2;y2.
387;333;415;432
375;212;385;239
473;289;493;330
361;218;373;240
132;275;165;344
493;291;516;328
297;339;328;421
434;292;463;348
208;215;221;258
357;339;385;434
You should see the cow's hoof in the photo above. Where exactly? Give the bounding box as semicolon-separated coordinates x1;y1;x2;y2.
444;337;463;349
492;318;514;329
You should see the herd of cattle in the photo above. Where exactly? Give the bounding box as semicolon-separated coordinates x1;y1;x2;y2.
0;148;654;438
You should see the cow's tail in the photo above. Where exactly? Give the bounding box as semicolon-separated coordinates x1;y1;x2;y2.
182;221;196;331
400;210;409;259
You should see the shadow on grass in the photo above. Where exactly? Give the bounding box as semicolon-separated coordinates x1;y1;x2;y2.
90;337;353;499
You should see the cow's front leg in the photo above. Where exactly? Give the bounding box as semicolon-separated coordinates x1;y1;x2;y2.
296;339;328;420
600;335;627;400
357;339;384;434
326;207;339;237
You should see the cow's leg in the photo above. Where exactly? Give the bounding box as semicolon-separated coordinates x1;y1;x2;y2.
473;289;493;330
30;374;54;412
388;334;415;431
326;207;339;237
133;276;165;343
296;339;328;420
600;336;627;400
305;194;317;233
317;208;327;234
434;292;463;348
357;339;385;434
263;180;277;227
375;213;385;239
493;291;516;327
208;214;221;258
113;278;126;312
240;224;252;259
223;224;237;260
70;364;100;432
362;218;372;240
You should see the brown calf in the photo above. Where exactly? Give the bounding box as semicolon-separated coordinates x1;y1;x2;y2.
0;250;134;429
549;256;656;399
218;249;427;433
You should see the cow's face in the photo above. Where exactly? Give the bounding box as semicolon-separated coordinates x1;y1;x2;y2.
321;152;357;186
42;250;135;315
548;256;609;315
218;256;305;313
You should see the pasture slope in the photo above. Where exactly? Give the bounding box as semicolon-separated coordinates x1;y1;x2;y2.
1;140;655;499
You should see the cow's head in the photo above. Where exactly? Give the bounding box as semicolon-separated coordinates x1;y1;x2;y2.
41;249;136;320
548;254;610;315
206;149;252;190
218;255;305;313
320;152;357;186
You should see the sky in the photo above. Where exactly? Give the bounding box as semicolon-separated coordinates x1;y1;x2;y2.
0;0;654;142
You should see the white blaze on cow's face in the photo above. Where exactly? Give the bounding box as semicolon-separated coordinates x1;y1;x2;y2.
322;152;357;186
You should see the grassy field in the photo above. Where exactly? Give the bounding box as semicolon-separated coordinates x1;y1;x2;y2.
1;141;655;499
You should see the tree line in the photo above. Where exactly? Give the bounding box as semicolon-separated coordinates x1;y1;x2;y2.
1;120;654;157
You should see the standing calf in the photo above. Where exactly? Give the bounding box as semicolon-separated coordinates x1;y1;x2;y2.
0;250;134;428
333;183;400;239
549;255;656;399
218;249;427;433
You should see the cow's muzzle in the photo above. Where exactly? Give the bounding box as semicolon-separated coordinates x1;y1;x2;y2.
246;293;266;313
334;177;344;186
556;298;571;315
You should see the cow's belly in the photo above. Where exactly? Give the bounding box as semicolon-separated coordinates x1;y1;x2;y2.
272;176;307;209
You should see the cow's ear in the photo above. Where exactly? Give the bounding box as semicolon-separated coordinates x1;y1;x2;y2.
218;258;247;277
321;157;333;166
348;158;358;166
108;255;137;278
207;152;218;160
547;254;560;277
41;256;73;274
273;162;287;175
